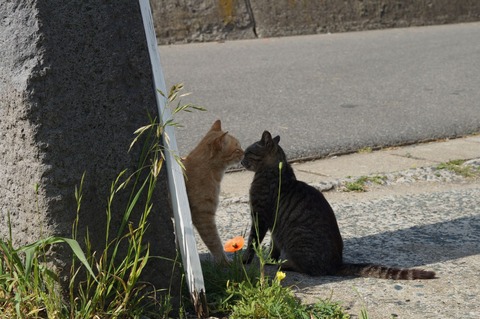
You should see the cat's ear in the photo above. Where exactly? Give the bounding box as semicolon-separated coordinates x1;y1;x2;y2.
212;132;228;151
261;131;279;148
261;131;273;145
210;119;222;132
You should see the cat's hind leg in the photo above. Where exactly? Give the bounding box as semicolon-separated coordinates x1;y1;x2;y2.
280;248;335;276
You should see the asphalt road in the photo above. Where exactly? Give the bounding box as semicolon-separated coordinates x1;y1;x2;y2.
158;22;480;160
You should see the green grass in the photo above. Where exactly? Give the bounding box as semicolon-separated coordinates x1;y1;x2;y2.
357;147;373;154
359;307;370;319
436;159;479;178
344;175;387;192
228;280;350;319
0;84;202;318
0;174;176;317
201;245;352;319
0;228;93;317
201;252;260;316
0;119;178;318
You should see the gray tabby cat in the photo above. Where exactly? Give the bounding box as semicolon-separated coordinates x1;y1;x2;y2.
241;131;435;279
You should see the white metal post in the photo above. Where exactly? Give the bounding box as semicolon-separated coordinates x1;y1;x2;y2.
138;0;207;316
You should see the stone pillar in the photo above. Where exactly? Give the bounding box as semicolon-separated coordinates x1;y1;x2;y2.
0;0;179;307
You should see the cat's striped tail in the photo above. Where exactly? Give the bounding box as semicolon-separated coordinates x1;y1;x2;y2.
337;263;436;280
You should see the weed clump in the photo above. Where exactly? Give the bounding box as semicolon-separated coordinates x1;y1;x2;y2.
0;84;203;318
436;159;479;178
343;175;387;192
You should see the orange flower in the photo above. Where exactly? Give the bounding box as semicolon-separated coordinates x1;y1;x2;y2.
224;236;245;253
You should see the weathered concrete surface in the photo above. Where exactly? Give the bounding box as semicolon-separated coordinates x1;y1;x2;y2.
151;0;480;44
221;136;480;197
250;0;480;38
151;0;255;44
0;0;179;305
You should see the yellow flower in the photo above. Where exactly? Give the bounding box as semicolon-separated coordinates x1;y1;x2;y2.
275;271;286;282
224;236;245;253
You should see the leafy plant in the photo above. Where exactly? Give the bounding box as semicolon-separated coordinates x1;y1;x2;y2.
0;213;95;318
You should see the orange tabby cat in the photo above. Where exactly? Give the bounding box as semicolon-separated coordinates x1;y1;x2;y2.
183;120;244;264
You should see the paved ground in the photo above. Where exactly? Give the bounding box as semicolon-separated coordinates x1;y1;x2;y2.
195;135;480;318
159;22;480;161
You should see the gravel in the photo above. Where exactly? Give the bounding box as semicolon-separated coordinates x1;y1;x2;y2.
195;159;480;318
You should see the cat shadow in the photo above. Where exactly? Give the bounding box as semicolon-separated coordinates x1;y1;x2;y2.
284;214;480;287
197;215;479;288
344;215;480;267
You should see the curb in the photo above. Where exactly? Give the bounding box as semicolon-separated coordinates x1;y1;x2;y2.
221;135;480;199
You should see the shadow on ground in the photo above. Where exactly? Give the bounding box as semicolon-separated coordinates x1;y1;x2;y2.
344;215;480;267
277;214;480;287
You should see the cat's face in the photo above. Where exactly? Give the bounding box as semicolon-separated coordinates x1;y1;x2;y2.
206;120;244;167
218;134;244;166
242;131;282;172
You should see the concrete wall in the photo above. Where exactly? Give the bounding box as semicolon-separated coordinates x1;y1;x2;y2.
152;0;480;44
151;0;256;43
0;0;179;306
